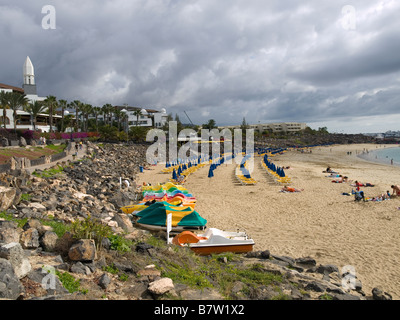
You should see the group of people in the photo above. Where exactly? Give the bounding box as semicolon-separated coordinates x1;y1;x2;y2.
39;136;46;145
323;166;390;202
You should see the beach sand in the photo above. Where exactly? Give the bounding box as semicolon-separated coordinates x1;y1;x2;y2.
138;143;400;299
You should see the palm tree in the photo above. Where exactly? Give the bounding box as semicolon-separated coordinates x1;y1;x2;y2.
43;95;58;133
133;109;143;127
63;114;74;132
71;100;82;132
121;112;128;137
0;91;12;129
91;106;101;131
114;108;123;131
203;119;217;130
101;103;114;126
24;100;47;131
58;99;68;132
80;103;93;132
8;92;29;133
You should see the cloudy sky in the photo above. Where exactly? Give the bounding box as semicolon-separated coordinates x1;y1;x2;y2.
1;0;400;133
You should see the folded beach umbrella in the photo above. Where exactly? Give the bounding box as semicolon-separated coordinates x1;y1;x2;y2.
136;201;207;228
208;166;214;178
172;169;177;180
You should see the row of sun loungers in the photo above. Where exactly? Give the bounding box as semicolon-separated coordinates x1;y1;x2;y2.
236;156;257;186
260;156;292;185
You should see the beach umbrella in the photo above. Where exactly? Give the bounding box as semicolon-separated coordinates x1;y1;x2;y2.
172;169;177;180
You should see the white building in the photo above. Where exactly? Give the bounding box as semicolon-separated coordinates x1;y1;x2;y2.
22;56;46;103
117;106;169;129
1;56;55;132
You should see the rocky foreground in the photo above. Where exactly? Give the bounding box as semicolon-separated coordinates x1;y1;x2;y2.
0;142;393;300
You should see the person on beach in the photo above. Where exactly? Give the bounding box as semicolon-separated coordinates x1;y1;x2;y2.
354;190;365;202
332;176;348;183
281;186;303;193
391;185;400;196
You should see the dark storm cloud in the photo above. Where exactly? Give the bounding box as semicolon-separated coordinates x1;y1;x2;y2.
1;0;400;132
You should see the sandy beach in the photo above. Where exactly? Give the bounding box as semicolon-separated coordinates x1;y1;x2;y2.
138;143;400;299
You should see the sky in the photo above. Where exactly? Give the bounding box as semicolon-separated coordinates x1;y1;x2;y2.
1;0;400;134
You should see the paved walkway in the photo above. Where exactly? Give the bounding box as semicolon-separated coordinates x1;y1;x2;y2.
25;143;88;174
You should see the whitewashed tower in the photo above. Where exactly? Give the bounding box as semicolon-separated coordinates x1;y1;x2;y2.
23;56;37;95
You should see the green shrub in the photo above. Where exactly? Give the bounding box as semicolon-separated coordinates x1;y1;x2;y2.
108;234;134;252
32;165;64;178
55;270;87;294
0;211;28;228
41;218;71;238
20;193;32;202
70;216;112;250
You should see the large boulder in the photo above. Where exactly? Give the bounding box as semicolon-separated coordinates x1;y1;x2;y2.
0;186;16;211
68;239;97;262
0;258;23;299
148;277;174;296
110;191;137;208
0;242;32;279
112;212;134;233
27;268;69;296
20;228;40;249
18;137;27;147
40;231;59;252
0;137;8;147
372;287;392;300
0;220;21;244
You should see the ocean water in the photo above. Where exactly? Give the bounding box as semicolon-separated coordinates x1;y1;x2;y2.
358;145;400;166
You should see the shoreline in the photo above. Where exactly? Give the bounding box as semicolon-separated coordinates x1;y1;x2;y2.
140;143;400;299
357;145;400;167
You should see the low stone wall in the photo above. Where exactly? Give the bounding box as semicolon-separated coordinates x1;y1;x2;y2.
0;151;68;173
30;156;46;167
51;151;67;162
